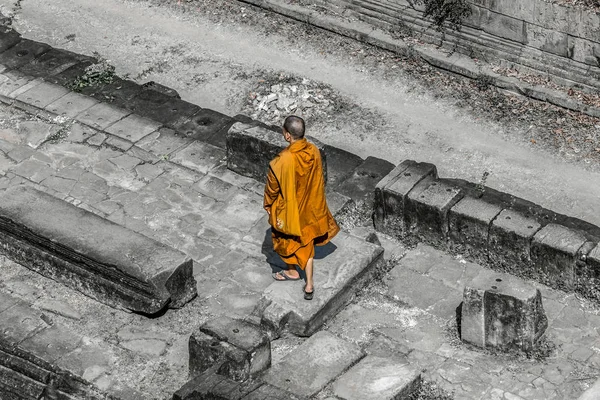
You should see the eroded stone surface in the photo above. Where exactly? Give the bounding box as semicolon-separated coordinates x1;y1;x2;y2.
264;331;364;398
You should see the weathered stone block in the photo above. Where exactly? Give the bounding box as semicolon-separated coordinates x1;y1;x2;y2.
373;160;437;237
189;317;270;382
263;331;364;398
488;209;541;272
568;36;600;67
0;28;21;54
0;186;196;315
178;108;235;143
405;179;463;244
461;269;548;352
18;48;80;78
336;156;394;202
226;123;327;183
448;196;503;258
0;39;51;71
576;242;600;302
525;23;569;57
75;102;130;130
332;355;421;400
322;144;363;188
483;10;526;44
531;223;587;290
15;81;69;109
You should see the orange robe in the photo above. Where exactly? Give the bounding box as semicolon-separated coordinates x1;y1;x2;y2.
264;138;340;269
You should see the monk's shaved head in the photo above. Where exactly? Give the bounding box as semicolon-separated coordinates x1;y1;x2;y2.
283;115;305;139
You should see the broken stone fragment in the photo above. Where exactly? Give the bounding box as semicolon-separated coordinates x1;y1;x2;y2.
189;316;271;382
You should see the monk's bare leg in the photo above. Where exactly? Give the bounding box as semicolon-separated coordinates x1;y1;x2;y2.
274;264;300;280
304;258;314;294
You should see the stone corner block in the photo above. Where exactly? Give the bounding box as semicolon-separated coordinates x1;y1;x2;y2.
405;179;463;244
488;209;541;272
225;123;327;183
448;196;503;257
335;156;395;202
461;270;547;352
531;223;587;290
189;316;271;382
373;160;437;237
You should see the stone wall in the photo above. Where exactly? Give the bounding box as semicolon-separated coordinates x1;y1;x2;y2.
312;0;600;92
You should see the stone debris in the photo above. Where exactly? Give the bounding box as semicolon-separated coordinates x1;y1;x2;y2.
243;76;339;125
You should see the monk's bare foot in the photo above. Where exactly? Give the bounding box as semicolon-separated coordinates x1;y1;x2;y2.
273;270;300;281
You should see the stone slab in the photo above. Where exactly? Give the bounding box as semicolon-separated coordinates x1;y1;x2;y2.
448;196;503;257
189;316;270;381
373;160;437;237
488;209;542;272
0;70;34;97
15;81;69;109
256;232;384;336
142;98;201;129
0;185;196;314
335;156;394;202
124;86;172;116
135;127;192;158
179;108;236;143
0;28;21;54
19;325;82;364
0;39;51;71
323;144;363;188
104;113;161;143
531;223;588;290
242;384;306;400
332;355;421;400
226;123;327;183
405;179;463;244
170;141;226;174
91;77;144;107
462;268;548;351
45;91;99;118
43;59;95;87
263;331;364;398
75;102;130;130
18;48;80;78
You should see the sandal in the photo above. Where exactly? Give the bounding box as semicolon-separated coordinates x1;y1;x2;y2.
273;271;301;281
303;286;314;301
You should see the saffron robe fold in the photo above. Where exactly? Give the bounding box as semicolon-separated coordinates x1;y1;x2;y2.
264;138;340;269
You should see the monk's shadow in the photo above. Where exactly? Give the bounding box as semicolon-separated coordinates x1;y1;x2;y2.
261;228;337;280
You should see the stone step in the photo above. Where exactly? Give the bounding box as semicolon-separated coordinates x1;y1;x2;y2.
0;185;196;315
263;331;365;398
331;355;422;400
0;291;127;400
254;231;384;337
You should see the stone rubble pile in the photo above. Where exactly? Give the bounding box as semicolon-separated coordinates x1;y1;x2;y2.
244;78;337;125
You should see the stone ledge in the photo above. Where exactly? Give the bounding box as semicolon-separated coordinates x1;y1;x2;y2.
375;161;600;303
0;185;196;315
225;122;327;183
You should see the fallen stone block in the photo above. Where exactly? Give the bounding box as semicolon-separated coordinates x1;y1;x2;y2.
405;179;463;245
531;223;588;291
373;160;437;237
335;156;395;202
332;355;421;400
173;367;263;400
255;232;384;336
189;316;270;382
0;185;196;315
226;123;327;183
263;331;364;398
448;196;503;260
461;269;548;352
488;209;541;273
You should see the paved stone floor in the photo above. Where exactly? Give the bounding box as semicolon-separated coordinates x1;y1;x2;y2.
0;64;599;399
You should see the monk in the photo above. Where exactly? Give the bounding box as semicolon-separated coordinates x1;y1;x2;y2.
264;115;340;300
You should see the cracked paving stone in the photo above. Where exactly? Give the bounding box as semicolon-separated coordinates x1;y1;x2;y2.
110;154;142;170
105;113;161;142
41;175;77;194
105;135;134;151
135;162;164;182
87;132;107;146
12;158;52;183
